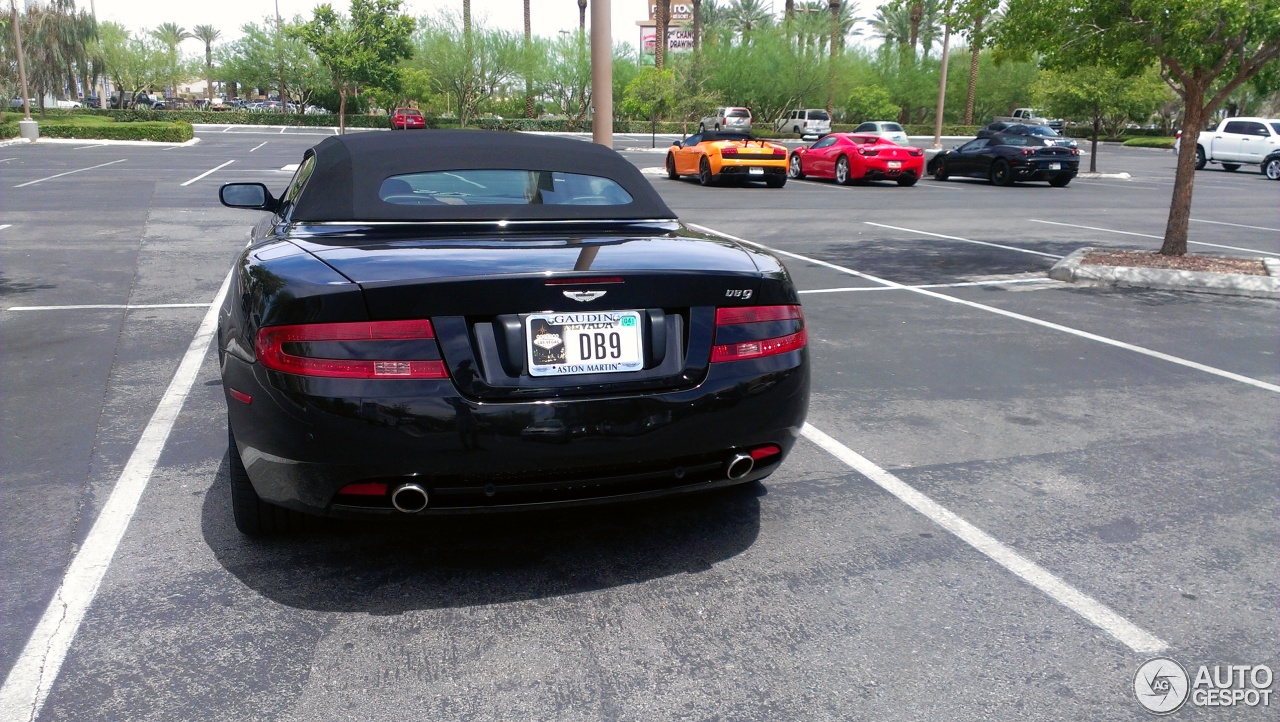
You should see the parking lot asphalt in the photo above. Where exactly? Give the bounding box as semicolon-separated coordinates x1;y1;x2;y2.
1;130;1276;721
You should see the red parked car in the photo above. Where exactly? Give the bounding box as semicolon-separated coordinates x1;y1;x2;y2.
390;107;426;129
788;133;925;186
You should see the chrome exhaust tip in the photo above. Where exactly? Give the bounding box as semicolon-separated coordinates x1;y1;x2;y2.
725;453;755;480
391;483;429;513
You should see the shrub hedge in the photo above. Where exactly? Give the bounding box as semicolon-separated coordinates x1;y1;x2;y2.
0;116;192;142
1122;136;1178;149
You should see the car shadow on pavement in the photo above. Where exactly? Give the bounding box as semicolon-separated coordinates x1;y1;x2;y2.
200;457;762;613
815;239;1069;286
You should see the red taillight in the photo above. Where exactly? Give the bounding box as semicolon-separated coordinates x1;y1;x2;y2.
711;305;806;363
338;482;388;496
750;444;781;461
773;147;785;156
544;276;624;285
1022;148;1036;155
256;320;448;379
722;147;738;156
228;388;252;404
1070;148;1080;155
908;148;923;156
860;148;880;156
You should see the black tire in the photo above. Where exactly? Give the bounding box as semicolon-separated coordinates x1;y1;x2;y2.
1265;158;1280;180
228;426;307;537
1048;174;1072;188
698;156;715;186
792;125;800;134
1222;163;1240;172
896;174;918;187
932;161;949;181
788;153;805;179
765;174;786;188
1194;146;1206;170
990;158;1014;186
835;156;853;185
665;153;679;180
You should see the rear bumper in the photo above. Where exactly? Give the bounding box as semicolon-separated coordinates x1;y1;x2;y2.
224;351;809;516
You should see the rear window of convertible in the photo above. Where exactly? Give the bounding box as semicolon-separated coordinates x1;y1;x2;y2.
378;169;635;206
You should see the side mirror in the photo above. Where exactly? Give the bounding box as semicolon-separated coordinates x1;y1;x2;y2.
220;182;279;212
672;140;681;147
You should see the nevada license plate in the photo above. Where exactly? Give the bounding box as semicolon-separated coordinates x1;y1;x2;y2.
1049;162;1061;170
526;311;644;377
749;167;764;175
887;161;902;169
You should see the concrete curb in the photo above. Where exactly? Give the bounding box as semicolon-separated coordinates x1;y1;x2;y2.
1049;247;1280;298
0;136;200;147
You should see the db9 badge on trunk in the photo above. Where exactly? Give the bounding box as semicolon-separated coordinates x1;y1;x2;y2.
526;311;644;377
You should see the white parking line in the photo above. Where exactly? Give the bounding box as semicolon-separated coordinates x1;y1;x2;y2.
800;424;1169;654
13;159;126;188
865;222;1064;259
801;278;1055;294
1192;218;1280;233
180;160;235;187
0;158;16;163
5;303;208;311
688;222;1280;395
1029;219;1280;256
0;224;11;232
248;142;267;153
0;270;233;721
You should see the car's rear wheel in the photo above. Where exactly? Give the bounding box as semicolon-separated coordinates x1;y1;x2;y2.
1195;146;1206;170
1222;163;1240;172
1048;174;1072;187
788;153;805;179
666;153;679;179
1265;158;1280;180
896;174;918;187
990;159;1014;186
228;426;308;537
933;161;949;181
698;156;714;186
835;156;852;185
766;174;786;188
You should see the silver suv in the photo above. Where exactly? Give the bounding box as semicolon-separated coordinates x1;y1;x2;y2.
775;109;831;137
699;107;752;134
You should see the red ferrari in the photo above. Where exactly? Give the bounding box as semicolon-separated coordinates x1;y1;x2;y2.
788;133;925;186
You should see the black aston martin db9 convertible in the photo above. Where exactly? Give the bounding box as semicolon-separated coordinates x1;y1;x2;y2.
217;130;809;535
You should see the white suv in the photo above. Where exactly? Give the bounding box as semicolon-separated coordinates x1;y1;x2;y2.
699;107;752;134
775;109;831;137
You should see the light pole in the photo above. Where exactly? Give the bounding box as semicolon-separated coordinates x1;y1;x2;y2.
9;0;37;139
89;0;106;111
590;0;612;147
932;1;954;149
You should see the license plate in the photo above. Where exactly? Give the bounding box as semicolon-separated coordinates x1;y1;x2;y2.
526;311;644;377
887;161;902;169
748;167;764;175
1049;162;1061;170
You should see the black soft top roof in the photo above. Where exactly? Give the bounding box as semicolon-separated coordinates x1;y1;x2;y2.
291;130;676;222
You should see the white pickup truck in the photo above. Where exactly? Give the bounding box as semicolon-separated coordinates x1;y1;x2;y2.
991;108;1064;131
1193;117;1280;172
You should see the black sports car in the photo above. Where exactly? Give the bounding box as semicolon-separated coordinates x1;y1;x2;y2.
217;130;809;535
977;122;1078;149
927;132;1080;186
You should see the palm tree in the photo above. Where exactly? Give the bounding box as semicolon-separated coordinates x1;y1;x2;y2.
959;0;1000;125
192;24;221;103
725;0;772;43
655;0;669;68
18;0;96;116
151;22;192;99
577;0;587;30
867;1;912;50
827;1;840;112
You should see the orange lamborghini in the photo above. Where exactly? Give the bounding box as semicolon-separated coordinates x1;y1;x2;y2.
665;131;789;187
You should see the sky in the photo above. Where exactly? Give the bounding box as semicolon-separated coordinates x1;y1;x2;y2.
85;0;656;51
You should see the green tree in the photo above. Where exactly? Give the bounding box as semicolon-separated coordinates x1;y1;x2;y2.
540;30;592;120
411;12;521;127
150;22;192;98
192;24;221;102
953;0;999;124
999;0;1280;255
98;22;169;107
219;18;323;106
8;0;97;115
843;83;900;122
294;0;414;133
1032;66;1170;171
